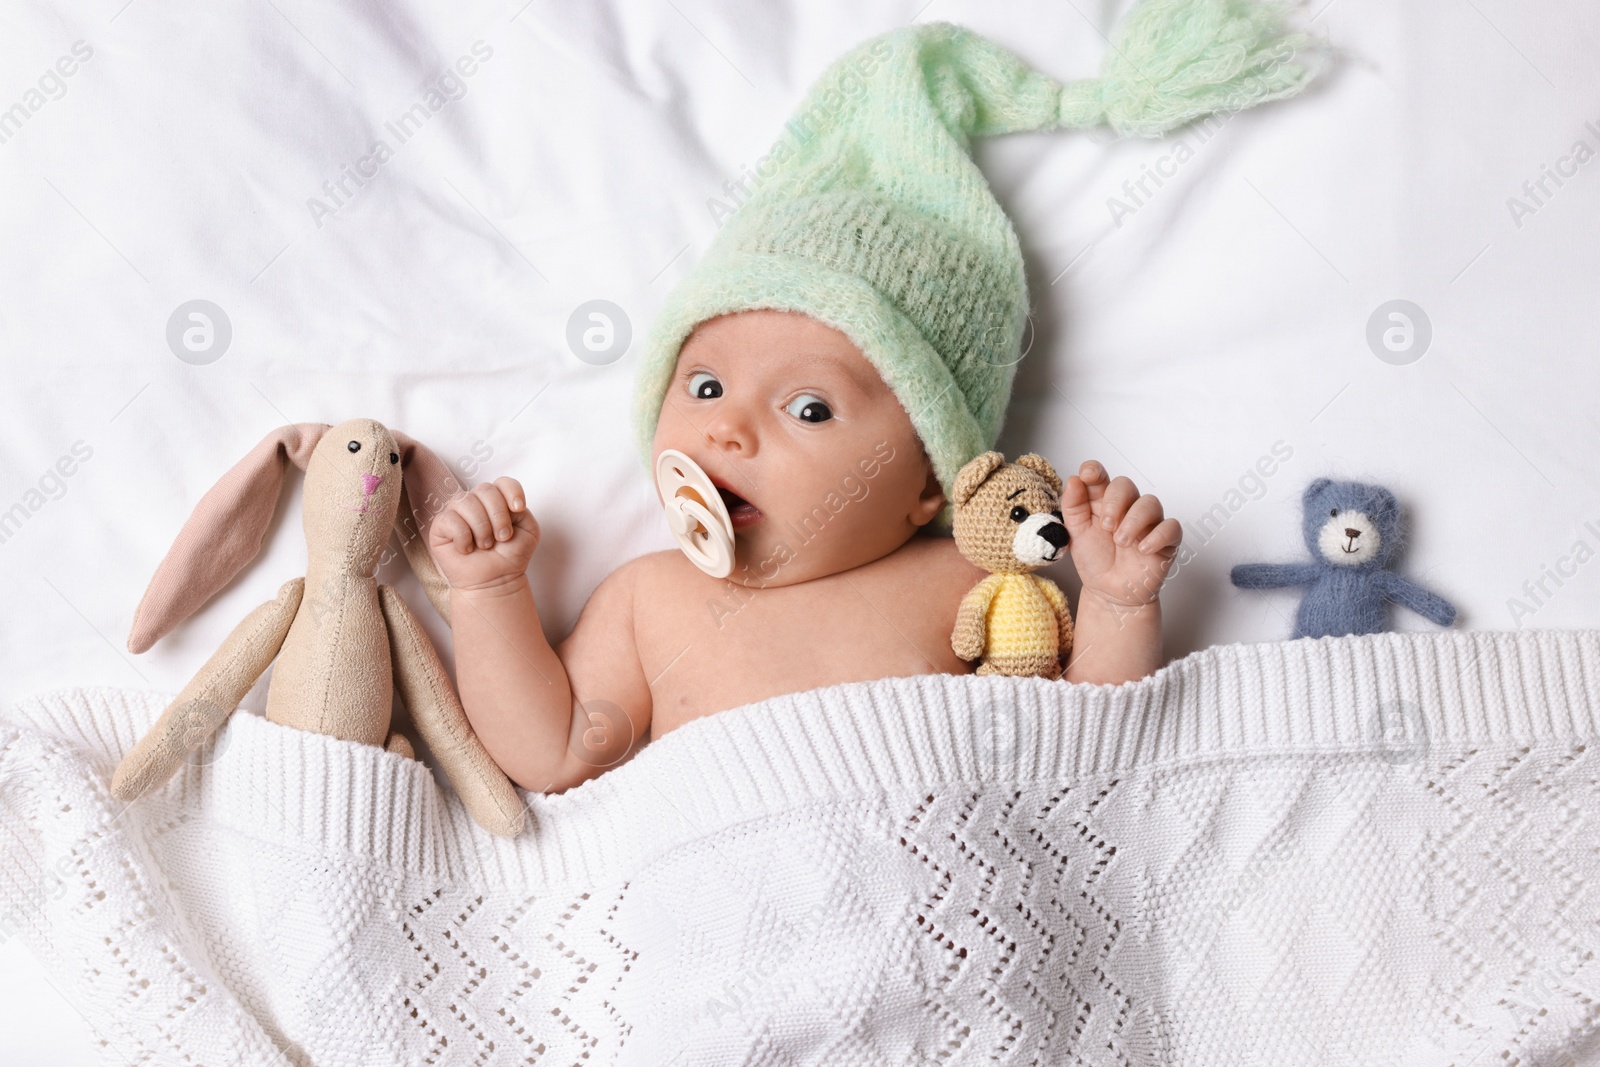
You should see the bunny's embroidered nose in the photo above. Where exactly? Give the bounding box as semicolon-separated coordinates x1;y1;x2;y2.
361;474;382;496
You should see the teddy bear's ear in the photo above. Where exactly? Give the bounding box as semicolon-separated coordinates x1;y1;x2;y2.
1303;477;1333;501
952;451;1007;508
1371;484;1400;520
1013;453;1063;495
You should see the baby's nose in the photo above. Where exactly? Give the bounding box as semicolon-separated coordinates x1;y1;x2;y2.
362;473;383;496
1344;527;1360;539
702;410;755;454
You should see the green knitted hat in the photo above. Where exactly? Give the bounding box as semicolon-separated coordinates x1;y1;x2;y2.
632;0;1323;526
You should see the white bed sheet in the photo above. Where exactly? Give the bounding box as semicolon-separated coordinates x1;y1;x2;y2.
3;0;1598;1061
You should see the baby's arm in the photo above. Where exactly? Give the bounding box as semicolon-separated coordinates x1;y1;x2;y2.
429;479;651;793
1058;461;1181;685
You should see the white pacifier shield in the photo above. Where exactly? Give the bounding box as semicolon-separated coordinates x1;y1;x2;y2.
655;449;736;579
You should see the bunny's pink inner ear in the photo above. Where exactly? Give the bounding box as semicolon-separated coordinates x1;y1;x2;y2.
391;429;469;623
127;422;331;654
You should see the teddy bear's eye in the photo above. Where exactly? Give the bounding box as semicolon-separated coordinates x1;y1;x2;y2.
389;452;399;465
1009;505;1029;523
347;440;361;453
1330;508;1338;517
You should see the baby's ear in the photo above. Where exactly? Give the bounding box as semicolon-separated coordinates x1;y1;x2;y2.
1013;453;1062;495
909;461;947;529
953;451;1006;508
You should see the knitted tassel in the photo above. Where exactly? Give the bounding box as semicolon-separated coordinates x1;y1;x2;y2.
1062;0;1324;135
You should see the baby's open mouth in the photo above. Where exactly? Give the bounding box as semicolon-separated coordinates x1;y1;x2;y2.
716;485;763;529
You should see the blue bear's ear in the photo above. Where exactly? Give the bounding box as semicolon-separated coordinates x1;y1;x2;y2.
1303;477;1333;501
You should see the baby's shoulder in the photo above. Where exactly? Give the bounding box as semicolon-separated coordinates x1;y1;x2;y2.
623;548;695;579
578;549;688;611
612;548;705;603
883;533;988;590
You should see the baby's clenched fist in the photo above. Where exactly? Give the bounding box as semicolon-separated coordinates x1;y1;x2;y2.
428;478;541;595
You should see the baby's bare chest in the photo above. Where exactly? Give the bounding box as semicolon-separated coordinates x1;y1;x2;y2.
637;545;979;737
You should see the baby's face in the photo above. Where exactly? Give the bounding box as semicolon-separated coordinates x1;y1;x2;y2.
652;309;945;587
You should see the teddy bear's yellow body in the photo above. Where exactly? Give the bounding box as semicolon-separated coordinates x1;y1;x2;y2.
959;572;1073;678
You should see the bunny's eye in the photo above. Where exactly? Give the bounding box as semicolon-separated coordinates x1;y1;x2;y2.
389;452;399;465
1330;508;1338;517
347;440;361;453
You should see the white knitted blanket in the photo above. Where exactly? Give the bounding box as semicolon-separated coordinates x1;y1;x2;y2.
3;629;1599;1066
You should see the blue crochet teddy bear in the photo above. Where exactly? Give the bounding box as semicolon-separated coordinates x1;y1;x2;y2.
1231;478;1457;639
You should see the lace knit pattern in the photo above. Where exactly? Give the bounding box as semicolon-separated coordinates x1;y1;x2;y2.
2;628;1598;1065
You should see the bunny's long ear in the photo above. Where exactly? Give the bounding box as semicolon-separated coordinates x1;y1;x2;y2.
128;422;331;654
390;429;468;624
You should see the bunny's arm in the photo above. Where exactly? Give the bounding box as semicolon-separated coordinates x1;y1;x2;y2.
1035;575;1075;658
953;574;1004;662
1230;561;1322;590
378;585;527;838
1376;570;1458;627
111;578;304;800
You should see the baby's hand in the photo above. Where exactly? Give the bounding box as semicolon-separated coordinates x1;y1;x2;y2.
428;478;541;595
1060;461;1181;608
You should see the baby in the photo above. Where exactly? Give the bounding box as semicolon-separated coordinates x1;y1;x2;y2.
408;17;1289;794
427;308;1179;793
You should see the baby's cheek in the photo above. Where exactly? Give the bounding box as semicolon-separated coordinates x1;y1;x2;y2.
821;464;905;534
838;473;871;505
653;400;689;443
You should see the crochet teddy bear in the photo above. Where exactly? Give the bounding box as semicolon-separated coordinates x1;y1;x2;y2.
950;451;1075;679
1231;477;1457;640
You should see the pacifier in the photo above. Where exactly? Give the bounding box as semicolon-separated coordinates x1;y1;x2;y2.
654;448;736;579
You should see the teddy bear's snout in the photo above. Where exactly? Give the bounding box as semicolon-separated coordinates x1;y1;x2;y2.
1012;512;1070;566
1316;511;1382;566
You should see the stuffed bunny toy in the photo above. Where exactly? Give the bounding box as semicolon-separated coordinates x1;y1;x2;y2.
111;418;526;838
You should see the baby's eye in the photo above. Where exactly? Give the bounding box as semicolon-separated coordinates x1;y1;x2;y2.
784;393;833;423
688;371;723;400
